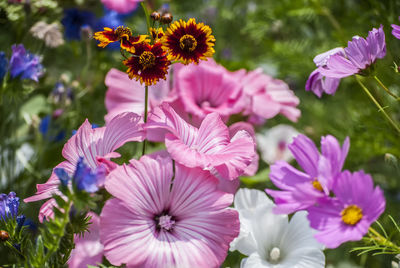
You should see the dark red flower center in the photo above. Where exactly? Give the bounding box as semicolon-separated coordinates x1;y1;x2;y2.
115;26;132;39
179;34;197;52
139;51;156;69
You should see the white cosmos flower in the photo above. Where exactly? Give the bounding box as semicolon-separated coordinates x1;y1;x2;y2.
256;125;299;165
230;189;325;268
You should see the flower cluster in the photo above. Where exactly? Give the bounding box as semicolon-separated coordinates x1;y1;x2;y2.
94;15;216;85
306;26;386;97
266;134;386;248
0;192;20;220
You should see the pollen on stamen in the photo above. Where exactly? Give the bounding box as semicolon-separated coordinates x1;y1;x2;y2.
341;205;363;225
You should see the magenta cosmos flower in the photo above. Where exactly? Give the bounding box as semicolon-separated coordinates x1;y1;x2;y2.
392;18;400;39
307;170;385;248
305;47;344;97
319;25;386;78
174;59;243;122
266;134;349;214
101;0;141;14
24;112;144;222
145;103;255;181
100;154;240;267
104;68;177;123
68;212;104;268
238;68;300;124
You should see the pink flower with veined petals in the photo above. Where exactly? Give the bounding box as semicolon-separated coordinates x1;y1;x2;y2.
174;59;243;122
104;68;175;123
238;68;300;125
145;103;255;181
101;0;141;14
68;212;104;268
100;154;239;267
24;112;144;222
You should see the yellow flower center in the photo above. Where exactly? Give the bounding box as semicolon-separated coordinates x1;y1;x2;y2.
312;180;323;192
115;26;132;39
139;51;156;69
341;205;363;225
179;34;197;52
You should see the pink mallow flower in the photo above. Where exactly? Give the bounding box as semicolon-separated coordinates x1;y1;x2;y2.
68;212;104;268
238;68;300;125
24;112;144;222
145;103;255;181
101;0;141;14
266;134;349;214
100;154;240;267
305;47;344;97
174;59;243;122
319;25;386;78
307;170;385;249
104;68;174;123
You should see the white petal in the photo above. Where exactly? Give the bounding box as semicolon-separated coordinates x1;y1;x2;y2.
234;188;274;211
241;253;272;268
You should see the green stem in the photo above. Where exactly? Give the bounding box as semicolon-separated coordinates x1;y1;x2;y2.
373;75;400;101
355;76;400;135
369;227;400;252
141;2;152;36
5;240;25;259
42;199;72;264
142;85;149;156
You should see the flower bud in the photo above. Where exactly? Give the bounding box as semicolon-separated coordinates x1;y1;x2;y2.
161;12;173;24
0;230;9;242
150;11;161;21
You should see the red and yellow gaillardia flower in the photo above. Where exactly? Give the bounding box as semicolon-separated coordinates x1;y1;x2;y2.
162;18;215;64
123;41;171;86
150;27;164;41
93;26;148;53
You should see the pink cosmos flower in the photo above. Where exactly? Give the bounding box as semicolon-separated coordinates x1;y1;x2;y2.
104;68;174;123
174;59;243;122
101;0;141;14
68;212;104;268
305;47;344;97
24;112;144;222
307;170;385;249
392;17;400;39
319;25;386;78
266;134;349;214
238;68;300;124
145;103;255;181
100;154;240;267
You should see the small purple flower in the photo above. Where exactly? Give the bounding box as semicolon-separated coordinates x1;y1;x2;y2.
265;134;349;214
55;158;106;193
9;44;44;82
391;17;400;39
306;47;344;97
307;170;385;248
0;192;20;219
319;25;386;78
73;158;106;193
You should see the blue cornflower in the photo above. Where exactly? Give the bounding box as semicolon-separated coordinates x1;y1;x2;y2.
62;8;96;40
54;158;106;193
9;44;43;82
0;51;8;83
0;192;20;220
